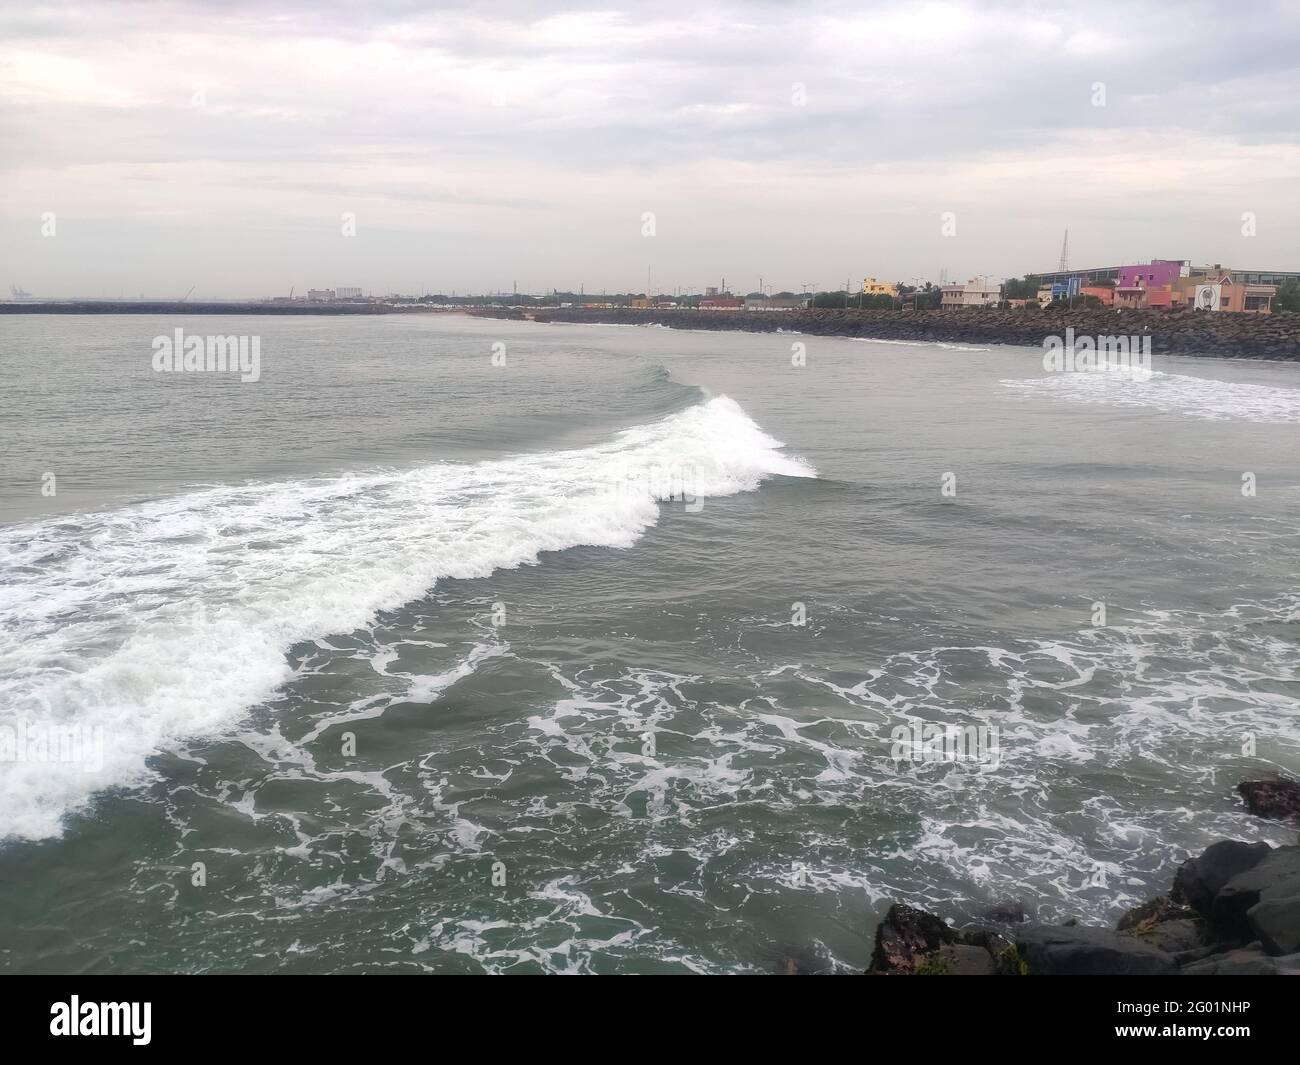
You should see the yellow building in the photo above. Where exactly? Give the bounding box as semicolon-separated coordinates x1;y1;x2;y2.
862;277;898;297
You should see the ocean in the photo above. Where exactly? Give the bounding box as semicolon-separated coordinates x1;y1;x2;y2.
1;313;1297;973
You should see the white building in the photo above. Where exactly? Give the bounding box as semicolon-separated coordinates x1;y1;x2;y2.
940;278;1001;309
336;287;363;299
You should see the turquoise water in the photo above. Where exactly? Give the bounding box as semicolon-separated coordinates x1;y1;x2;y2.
1;314;1298;972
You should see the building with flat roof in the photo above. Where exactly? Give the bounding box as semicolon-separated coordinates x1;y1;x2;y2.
941;278;1001;308
1033;265;1122;285
1191;265;1299;286
1034;261;1298;288
1171;272;1276;314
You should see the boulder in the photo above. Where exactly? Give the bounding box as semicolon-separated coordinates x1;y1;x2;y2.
1246;893;1300;956
1015;924;1177;975
1237;778;1300;824
1180;946;1300;976
959;926;1013;957
1211;846;1300;943
1139;918;1206;955
868;903;958;974
1172;840;1271;917
918;944;996;976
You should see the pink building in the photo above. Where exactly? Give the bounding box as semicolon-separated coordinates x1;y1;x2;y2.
1114;259;1187;309
1117;260;1186;289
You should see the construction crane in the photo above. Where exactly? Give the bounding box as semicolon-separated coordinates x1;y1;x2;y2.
180;286;195;302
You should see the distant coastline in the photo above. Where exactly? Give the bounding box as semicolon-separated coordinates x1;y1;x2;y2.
498;307;1300;361
0;301;459;316
7;302;1297;360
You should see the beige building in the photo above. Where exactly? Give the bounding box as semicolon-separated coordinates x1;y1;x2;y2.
1170;271;1276;314
862;277;898;297
942;278;1001;309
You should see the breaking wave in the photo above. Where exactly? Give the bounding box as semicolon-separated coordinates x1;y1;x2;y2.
0;397;815;840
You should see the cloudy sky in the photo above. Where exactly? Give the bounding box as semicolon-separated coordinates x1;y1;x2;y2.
2;0;1298;298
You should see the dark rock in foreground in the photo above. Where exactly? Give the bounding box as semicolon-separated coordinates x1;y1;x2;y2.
1179;945;1300;975
1014;924;1177;975
1172;839;1271;917
863;840;1300;975
1237;777;1300;824
1212;846;1300;944
868;904;958;974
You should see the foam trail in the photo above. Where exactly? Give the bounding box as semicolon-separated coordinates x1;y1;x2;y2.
0;397;815;841
1001;368;1300;423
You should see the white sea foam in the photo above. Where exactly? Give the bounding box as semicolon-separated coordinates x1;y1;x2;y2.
1001;366;1300;422
0;397;815;841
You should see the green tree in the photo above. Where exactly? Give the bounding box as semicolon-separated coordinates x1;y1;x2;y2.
1274;278;1300;313
1002;275;1041;301
915;287;942;310
813;291;852;308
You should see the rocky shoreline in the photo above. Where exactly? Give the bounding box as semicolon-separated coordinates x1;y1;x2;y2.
863;778;1300;975
0;301;444;315
517;306;1300;361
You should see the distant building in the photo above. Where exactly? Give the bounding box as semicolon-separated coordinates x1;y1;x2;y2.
1117;260;1190;289
744;296;804;311
306;288;335;301
1035;265;1122;285
700;297;744;310
336;287;363;299
1171;271;1275;314
1037;277;1112;305
1035;261;1299;288
1114;259;1187;310
941;278;1000;309
1050;277;1082;301
861;277;898;298
630;298;653;308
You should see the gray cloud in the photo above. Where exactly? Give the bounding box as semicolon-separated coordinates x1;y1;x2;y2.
1;0;1297;296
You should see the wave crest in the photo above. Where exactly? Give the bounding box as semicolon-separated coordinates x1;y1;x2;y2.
0;397;815;840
